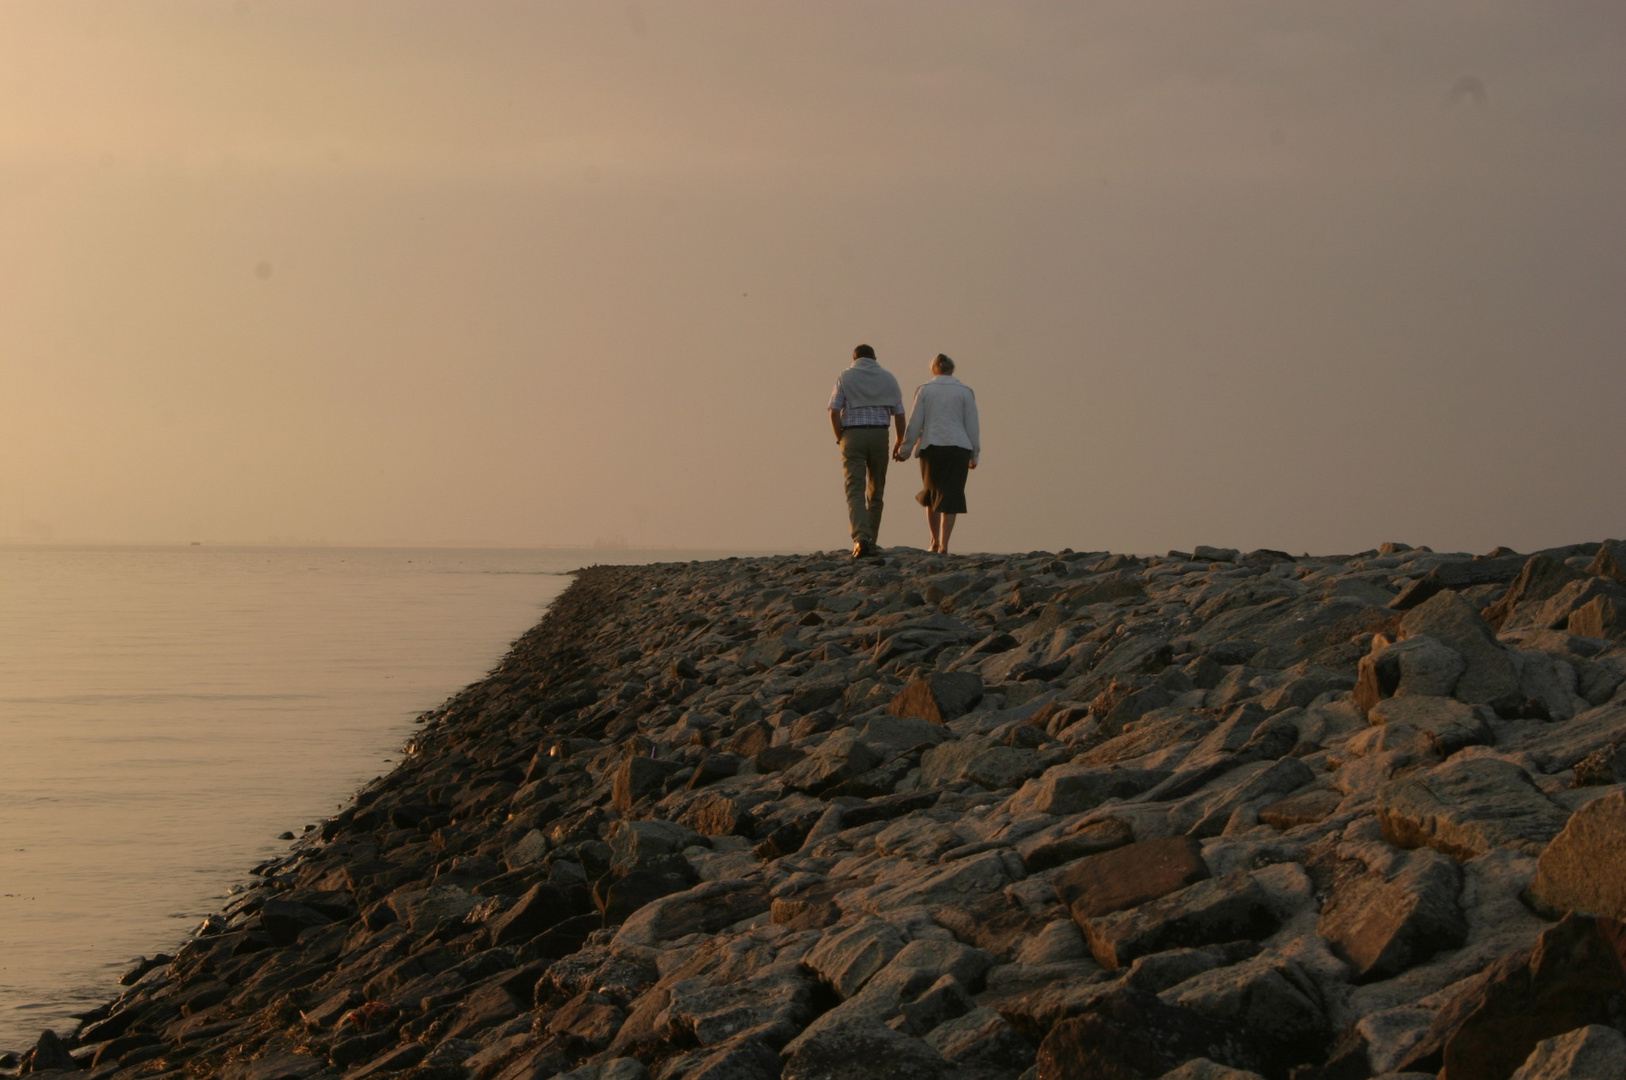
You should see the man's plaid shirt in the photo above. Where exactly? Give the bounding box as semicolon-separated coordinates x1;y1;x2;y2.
829;381;903;428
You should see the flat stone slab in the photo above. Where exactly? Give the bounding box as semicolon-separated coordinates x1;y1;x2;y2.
1376;756;1570;859
1053;835;1210;922
1079;871;1281;971
1368;694;1495;755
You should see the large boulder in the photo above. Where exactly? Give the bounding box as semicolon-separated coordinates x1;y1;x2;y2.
1355;635;1467;714
1033;989;1270;1080
1079;871;1282;971
1316;847;1466;981
611;881;769;949
613;755;683;811
1010;764;1168;816
1484;553;1586;631
1396;913;1626;1080
1400;591;1523;711
1157;951;1329;1061
1527;790;1626;920
782;1018;947;1080
778;733;882;794
1366;694;1495;756
1587;540;1626;583
1053;835;1210;922
804;917;906;999
1376;757;1570;860
1510;1025;1626;1080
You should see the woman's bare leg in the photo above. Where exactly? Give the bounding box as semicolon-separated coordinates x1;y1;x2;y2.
927;509;942;553
939;513;958;554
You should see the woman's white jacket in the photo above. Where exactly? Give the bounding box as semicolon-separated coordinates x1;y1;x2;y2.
901;375;980;465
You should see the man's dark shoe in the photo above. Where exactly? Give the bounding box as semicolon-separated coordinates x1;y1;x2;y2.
851;540;882;560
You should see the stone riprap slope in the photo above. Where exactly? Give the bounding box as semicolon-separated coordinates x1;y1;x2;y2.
16;542;1626;1080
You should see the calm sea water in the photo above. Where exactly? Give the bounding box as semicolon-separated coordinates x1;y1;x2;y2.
0;545;729;1053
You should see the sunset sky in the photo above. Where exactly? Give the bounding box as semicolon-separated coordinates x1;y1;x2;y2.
1;2;1622;554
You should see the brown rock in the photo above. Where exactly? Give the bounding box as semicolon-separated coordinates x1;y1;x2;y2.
933;889;1059;962
1588;540;1626;584
675;791;755;837
1396;912;1626;1080
1536;578;1626;635
888;672;985;724
546;992;624;1052
1033;989;1269;1080
1376;757;1570;860
1316;849;1466;982
728;720;774;757
1256;789;1343;830
611;755;681;812
1079;871;1281;971
1569;594;1626;639
1483;553;1586;631
1573;737;1626;787
1052;835;1210;921
487;883;575;947
1528;790;1626;920
1019;817;1136;873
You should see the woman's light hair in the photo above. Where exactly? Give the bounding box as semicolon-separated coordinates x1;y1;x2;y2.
933;353;955;374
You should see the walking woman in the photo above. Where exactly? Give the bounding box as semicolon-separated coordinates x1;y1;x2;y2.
896;354;980;554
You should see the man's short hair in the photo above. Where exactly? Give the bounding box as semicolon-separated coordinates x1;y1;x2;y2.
854;344;875;360
933;353;955;373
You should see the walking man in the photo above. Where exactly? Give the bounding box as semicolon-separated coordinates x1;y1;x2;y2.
828;344;905;559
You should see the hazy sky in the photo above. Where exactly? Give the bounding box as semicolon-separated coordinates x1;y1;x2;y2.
1;2;1622;555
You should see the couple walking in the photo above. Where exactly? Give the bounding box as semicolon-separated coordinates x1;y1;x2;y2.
828;344;980;559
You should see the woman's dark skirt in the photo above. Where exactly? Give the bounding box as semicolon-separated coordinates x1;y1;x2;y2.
917;444;972;514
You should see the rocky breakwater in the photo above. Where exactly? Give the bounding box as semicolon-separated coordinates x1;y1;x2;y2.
13;540;1626;1080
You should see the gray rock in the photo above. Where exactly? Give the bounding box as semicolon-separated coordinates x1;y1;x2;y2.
1510;1025;1626;1080
614;754;684;810
505;828;550;869
1158;1060;1267;1080
1518;702;1626;773
1122;943;1260;994
612;880;769;949
1356;635;1466;713
894;973;975;1036
1167;756;1316;838
859;714;952;750
1376;756;1570;859
804;917;906;999
1367;694;1495;756
664;1036;783;1080
387;883;478;933
923;1006;1035;1074
606;818;705;871
779;734;883;793
1009;764;1168;816
882;937;995;991
1080;870;1281;971
1399;592;1522;710
665;971;816;1046
920;737;1043;790
782;1018;947;1080
1159;951;1327;1050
